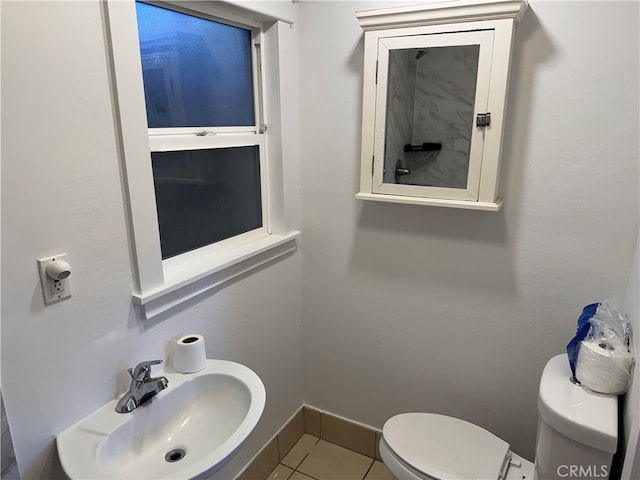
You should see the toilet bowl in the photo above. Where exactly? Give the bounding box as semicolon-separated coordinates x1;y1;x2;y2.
379;413;534;480
379;354;617;480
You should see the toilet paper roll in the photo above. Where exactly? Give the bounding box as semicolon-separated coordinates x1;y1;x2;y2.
575;338;634;394
172;334;207;373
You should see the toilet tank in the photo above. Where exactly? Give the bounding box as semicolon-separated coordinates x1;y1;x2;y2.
535;354;618;480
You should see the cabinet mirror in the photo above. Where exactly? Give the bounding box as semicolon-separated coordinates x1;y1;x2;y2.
356;0;528;211
374;31;493;202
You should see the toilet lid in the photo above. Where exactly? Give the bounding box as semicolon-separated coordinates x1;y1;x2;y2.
383;413;510;480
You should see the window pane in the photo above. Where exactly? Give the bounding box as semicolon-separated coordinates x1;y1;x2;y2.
135;2;255;128
152;147;262;259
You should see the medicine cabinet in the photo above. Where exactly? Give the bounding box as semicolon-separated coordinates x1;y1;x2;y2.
356;0;528;211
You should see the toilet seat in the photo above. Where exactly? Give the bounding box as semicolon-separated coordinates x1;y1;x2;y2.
382;413;511;480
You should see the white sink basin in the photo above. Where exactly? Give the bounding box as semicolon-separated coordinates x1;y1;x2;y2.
57;359;265;479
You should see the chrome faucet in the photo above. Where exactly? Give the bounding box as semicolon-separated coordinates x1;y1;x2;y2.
115;360;168;413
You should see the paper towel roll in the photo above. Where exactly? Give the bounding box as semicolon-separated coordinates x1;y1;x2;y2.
575;338;634;394
172;334;207;373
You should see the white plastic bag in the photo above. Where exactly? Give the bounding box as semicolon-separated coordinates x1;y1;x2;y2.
574;302;635;394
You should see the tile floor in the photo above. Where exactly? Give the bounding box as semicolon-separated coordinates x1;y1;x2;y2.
265;434;394;480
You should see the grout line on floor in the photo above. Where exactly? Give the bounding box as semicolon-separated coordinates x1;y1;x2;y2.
362;459;375;480
297;450;312;470
294;469;320;480
271;437;381;480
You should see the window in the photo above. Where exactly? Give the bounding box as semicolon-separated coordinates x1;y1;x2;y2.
152;146;263;259
135;2;266;259
106;0;299;319
135;2;256;129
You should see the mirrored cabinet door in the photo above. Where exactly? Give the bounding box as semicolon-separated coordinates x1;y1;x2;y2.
372;30;494;201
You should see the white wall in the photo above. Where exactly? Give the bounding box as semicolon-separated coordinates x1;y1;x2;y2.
298;0;639;460
2;0;639;477
0;2;302;479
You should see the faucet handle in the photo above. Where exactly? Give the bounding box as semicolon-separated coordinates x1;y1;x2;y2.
129;360;163;382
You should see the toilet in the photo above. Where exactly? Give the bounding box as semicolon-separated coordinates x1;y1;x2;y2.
379;354;618;480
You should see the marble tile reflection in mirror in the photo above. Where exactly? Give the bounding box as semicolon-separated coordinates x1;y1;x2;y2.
384;45;479;189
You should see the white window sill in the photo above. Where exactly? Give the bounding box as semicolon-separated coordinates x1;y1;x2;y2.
132;231;300;319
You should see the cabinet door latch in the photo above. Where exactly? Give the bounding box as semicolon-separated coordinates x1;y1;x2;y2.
476;113;491;128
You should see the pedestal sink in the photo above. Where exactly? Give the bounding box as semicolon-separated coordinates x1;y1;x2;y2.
57;359;266;479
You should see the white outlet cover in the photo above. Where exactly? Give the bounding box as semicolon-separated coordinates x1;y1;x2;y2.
37;254;72;305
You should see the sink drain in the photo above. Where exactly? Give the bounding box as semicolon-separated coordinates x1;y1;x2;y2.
165;448;186;463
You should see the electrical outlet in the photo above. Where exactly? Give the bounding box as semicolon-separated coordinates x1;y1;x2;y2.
37;254;72;305
51;280;64;294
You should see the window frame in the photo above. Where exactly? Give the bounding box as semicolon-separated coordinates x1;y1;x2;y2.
105;0;299;319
